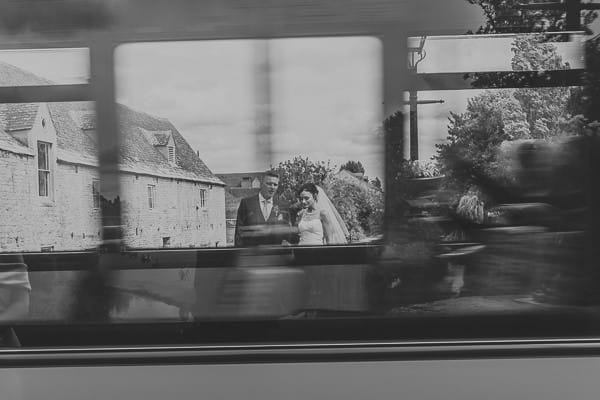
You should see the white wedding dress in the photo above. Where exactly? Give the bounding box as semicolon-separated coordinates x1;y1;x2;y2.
297;186;349;245
298;211;325;245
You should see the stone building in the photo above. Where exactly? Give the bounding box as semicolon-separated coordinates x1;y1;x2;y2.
216;172;264;245
0;61;225;252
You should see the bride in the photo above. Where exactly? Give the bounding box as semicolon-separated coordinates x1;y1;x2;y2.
295;183;349;245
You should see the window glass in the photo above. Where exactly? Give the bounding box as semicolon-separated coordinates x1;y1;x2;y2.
386;27;594;315
0;48;101;328
115;40;261;250
0;48;90;86
115;37;384;250
410;33;586;74
0;101;100;253
269;37;384;246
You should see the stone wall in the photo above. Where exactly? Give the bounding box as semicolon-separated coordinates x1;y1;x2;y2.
0;149;226;251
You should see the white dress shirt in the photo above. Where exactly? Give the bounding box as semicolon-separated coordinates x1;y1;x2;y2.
258;193;273;221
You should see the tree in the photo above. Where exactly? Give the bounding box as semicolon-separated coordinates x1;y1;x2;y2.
340;160;365;174
370;177;382;190
466;0;598;34
272;156;335;206
511;35;574;139
326;176;384;239
436;90;530;191
436;35;575;192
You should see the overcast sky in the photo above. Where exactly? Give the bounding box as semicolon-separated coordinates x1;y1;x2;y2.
1;0;598;177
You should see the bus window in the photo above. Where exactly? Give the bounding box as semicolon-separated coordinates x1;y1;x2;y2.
115;40;262;250
269;36;384;245
0;48;96;327
383;29;594;314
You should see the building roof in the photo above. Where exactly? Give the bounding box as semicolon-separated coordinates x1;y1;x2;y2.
0;62;224;186
0;128;35;156
332;169;382;192
139;127;172;146
216;172;264;188
0;61;51;86
0;103;39;131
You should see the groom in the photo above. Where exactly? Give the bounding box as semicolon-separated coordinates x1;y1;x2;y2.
234;170;292;247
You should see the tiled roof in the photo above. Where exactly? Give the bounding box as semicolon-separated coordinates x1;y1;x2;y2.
0;61;224;186
0;61;51;86
0;129;34;156
69;110;96;130
140;127;172;146
117;104;223;185
49;102;225;184
228;187;260;198
0;103;39;132
216;172;264;188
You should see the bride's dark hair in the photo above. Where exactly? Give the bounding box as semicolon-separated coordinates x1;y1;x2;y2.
297;182;319;199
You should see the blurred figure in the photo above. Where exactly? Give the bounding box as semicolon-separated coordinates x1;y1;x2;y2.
234;170;292;246
0;253;31;346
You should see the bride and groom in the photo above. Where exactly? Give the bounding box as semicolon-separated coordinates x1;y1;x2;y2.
234;171;349;247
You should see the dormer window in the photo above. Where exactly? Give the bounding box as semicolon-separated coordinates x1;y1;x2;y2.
139;127;175;165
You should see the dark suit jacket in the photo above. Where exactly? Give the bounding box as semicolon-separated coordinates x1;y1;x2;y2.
234;194;291;246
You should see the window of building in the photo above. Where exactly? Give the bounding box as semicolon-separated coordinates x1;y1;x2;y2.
168;145;175;163
148;184;156;209
37;141;52;197
200;188;206;207
92;179;101;209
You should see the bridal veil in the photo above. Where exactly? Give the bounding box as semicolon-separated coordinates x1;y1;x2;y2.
315;186;350;244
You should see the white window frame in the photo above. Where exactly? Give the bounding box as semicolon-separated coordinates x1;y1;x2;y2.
37;141;52;198
200;188;207;208
148;184;156;209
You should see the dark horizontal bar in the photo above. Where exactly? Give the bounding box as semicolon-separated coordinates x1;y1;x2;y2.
411;69;585;91
13;244;383;271
0;84;92;103
5;332;600;368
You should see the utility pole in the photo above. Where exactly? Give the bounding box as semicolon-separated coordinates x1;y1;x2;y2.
406;36;444;160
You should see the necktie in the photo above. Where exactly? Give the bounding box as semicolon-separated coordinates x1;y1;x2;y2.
263;200;269;220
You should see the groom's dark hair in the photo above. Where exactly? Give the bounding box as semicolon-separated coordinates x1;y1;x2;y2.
263;170;280;180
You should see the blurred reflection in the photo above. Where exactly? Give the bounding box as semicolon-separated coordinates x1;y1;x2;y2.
437;136;589;303
0;253;30;346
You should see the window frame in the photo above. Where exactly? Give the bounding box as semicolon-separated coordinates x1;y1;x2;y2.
37;141;52;198
148;184;156;209
92;179;101;209
0;8;599;353
199;188;206;208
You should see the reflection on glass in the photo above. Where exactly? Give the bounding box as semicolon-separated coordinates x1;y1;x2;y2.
0;101;101;252
115;41;264;249
270;37;384;245
413;33;585;74
115;37;384;249
0;48;90;86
